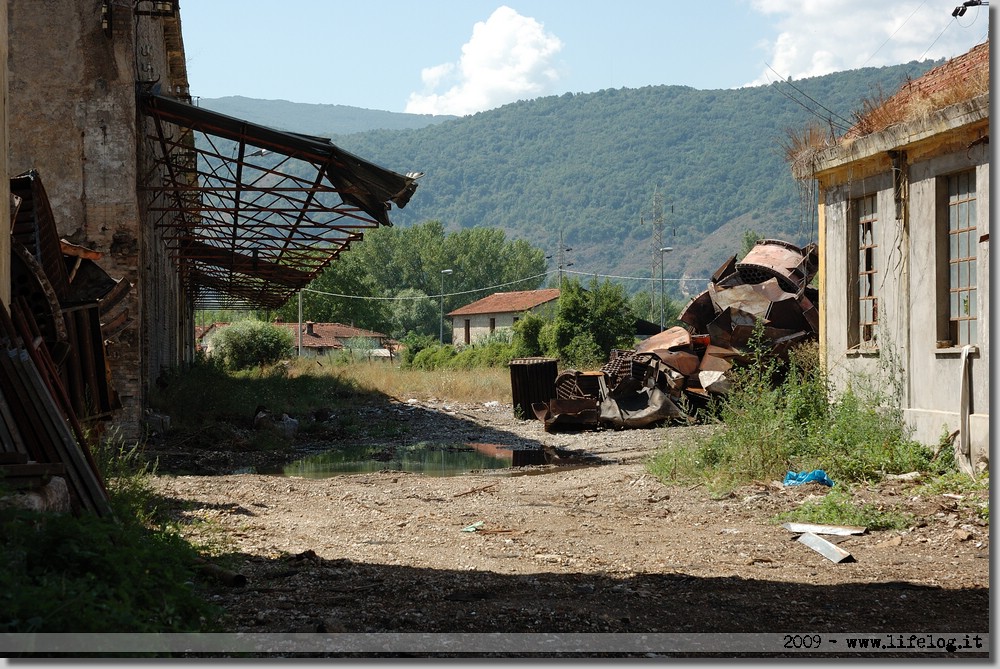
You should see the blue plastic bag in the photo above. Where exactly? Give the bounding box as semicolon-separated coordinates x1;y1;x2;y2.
783;469;835;487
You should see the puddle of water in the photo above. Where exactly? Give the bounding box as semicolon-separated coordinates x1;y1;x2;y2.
273;441;537;478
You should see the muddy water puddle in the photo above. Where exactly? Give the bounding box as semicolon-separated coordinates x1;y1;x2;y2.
263;441;549;478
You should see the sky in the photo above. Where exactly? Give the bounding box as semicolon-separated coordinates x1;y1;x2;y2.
179;1;991;115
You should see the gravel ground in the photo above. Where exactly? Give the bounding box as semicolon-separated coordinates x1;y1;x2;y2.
146;399;990;658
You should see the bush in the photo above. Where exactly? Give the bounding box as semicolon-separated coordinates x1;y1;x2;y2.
409;343;457;371
209;320;293;370
399;332;438;367
0;431;221;633
648;337;948;491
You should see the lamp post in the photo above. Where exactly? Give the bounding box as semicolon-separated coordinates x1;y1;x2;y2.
440;269;453;344
659;247;673;331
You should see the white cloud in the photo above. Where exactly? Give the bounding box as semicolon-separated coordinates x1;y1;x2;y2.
747;0;989;86
405;6;564;116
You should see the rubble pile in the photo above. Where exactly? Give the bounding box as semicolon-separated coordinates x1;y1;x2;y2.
530;239;820;431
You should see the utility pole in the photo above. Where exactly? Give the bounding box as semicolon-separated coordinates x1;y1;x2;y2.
648;188;674;326
440;269;453;344
659;247;673;331
557;229;572;286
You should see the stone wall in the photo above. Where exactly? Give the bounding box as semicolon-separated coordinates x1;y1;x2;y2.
7;0;192;441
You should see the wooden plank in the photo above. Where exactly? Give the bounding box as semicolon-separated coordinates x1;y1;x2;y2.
782;522;866;536
0;462;66;477
9;348;112;517
796;532;855;563
0;391;28;455
0;452;29;465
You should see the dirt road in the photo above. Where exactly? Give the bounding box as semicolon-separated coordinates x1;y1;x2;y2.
147;400;989;656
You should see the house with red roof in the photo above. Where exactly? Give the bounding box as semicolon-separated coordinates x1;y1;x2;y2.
446;289;560;346
199;321;394;359
275;321;393;357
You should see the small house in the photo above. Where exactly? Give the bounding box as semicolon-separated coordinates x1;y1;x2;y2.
447;289;560;346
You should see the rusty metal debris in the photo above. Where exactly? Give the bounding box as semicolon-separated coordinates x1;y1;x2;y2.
0;171;126;516
526;239;820;432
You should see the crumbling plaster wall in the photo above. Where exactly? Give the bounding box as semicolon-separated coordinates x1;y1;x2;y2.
7;0;191;440
818;138;990;466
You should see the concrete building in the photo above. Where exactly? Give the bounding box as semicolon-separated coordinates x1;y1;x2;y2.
793;42;989;473
447;289;559;346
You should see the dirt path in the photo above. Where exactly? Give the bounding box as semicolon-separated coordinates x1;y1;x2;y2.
147;400;989;655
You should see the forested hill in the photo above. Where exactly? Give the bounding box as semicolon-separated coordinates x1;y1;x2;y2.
197;96;457;135
218;59;938;299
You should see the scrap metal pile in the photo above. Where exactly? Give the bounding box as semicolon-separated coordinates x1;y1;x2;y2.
531;239;820;431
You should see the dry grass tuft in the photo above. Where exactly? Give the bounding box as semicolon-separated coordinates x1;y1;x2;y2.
851;65;990;138
780;122;831;169
289;356;513;404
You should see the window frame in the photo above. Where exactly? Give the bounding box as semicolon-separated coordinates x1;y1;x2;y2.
937;169;978;347
847;193;880;350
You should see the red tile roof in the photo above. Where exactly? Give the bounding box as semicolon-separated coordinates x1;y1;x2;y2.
847;40;989;139
447;289;560;317
275;321;389;349
890;40;989;105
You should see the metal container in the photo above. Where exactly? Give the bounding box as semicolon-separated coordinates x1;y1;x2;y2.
508;357;558;420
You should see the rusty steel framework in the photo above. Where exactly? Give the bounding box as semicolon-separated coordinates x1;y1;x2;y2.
138;91;421;310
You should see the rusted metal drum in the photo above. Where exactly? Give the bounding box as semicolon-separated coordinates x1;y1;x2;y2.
736;239;818;293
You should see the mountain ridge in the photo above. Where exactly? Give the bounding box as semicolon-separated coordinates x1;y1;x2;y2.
201;58;941;299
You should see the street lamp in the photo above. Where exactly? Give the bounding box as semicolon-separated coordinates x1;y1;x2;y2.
440;269;453;344
659;247;673;331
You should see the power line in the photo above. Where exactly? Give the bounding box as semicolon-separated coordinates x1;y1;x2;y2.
862;0;928;67
765;63;853;132
918;16;956;61
299;267;711;303
303;271;553;301
562;268;710;284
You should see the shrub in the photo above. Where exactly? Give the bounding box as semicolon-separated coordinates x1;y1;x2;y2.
648;336;948;492
775;486;914;531
0;431;221;633
210;320;293;370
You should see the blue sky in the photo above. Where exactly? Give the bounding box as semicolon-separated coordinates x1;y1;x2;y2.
180;1;991;115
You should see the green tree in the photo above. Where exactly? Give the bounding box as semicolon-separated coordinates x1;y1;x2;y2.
586;277;635;353
389;288;438;339
511;311;547;358
274;253;389;331
278;221;547;338
209;319;293;370
537;277;636;367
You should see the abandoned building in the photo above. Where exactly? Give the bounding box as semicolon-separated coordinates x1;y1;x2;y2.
2;1;419;449
447;288;560;346
792;41;990;473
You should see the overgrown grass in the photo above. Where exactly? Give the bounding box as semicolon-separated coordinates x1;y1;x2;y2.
648;336;952;495
0;431;221;634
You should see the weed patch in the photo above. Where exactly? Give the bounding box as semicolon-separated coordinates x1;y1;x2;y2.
775;487;914;531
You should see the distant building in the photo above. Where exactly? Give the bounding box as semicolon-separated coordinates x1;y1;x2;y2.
200;321;394;360
794;41;989;472
447;289;560;346
277;321;393;358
